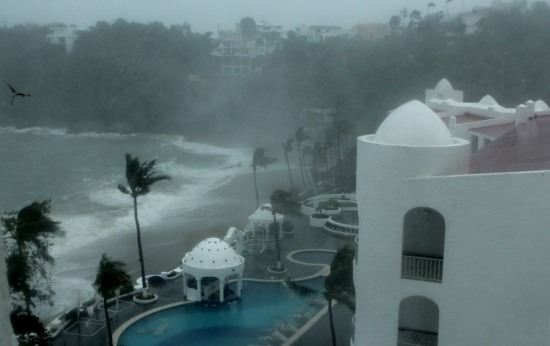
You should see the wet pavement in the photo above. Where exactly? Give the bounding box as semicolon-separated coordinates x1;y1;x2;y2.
51;214;355;346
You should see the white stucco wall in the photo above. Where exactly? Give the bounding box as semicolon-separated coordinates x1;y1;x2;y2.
354;134;469;345
405;171;550;345
355;132;550;346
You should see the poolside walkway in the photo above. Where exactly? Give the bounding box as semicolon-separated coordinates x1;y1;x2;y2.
52;214;355;346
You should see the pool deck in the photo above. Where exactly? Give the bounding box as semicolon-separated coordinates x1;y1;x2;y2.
52;214;356;346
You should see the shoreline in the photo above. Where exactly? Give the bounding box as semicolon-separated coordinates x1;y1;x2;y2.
45;167;295;320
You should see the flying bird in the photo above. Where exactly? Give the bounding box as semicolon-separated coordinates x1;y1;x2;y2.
6;82;31;105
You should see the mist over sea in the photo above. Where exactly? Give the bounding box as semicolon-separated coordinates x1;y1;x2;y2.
0;126;253;319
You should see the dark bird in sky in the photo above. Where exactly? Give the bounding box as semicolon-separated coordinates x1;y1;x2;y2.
7;82;31;105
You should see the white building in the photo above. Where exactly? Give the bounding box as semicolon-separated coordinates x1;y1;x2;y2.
211;21;282;76
45;26;86;53
353;80;550;345
294;25;349;43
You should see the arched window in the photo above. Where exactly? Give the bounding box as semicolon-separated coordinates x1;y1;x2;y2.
398;296;439;345
401;207;445;282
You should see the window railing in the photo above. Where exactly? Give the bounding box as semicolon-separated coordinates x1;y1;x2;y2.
398;328;438;346
401;255;443;283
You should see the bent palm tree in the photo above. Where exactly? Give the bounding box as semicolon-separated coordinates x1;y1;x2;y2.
265;190;301;271
118;153;170;298
282;138;295;192
252;148;277;208
295;126;310;187
94;254;131;346
286;246;355;346
2;200;64;312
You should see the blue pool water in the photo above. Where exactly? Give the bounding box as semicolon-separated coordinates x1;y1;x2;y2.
117;279;324;346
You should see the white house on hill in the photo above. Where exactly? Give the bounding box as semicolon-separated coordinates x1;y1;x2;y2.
45;26;86;54
353;80;550;345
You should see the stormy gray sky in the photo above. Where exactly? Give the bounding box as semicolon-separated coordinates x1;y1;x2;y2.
3;0;504;33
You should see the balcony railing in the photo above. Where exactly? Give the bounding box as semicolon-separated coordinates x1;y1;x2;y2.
398;328;438;346
401;255;443;283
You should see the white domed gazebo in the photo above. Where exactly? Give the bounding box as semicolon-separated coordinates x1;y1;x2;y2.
182;238;244;303
245;203;284;253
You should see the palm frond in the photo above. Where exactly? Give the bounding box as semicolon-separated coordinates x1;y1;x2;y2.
94;254;131;298
253;148;277;170
285;278;319;299
270;190;301;216
123;153;171;197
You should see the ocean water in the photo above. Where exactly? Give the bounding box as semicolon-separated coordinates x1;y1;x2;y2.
0;127;253;319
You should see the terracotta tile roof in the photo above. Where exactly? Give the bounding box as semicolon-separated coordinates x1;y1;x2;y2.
456;113;487;123
470;123;515;138
470;116;550;173
440;113;487;126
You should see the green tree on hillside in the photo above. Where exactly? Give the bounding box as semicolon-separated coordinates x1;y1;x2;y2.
240;17;257;40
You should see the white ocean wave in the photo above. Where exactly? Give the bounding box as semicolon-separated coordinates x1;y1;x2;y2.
0;128;256;319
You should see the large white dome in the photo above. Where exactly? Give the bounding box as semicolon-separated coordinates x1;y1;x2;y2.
183;238;243;270
373;100;454;146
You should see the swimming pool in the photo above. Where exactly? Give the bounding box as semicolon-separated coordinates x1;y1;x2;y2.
117;279;324;345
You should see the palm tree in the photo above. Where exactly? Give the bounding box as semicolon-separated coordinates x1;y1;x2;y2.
282;138;295;192
118;153;170;298
286;246;355;346
94;254;131;346
264;190;301;272
400;7;409;28
324;246;355;345
310;141;328;191
446;0;453;19
333;117;351;186
427;2;436;16
295;126;310;188
2;200;64;312
252;148;277;208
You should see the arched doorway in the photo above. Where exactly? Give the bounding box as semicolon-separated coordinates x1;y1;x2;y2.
398;296;439;345
401;207;445;282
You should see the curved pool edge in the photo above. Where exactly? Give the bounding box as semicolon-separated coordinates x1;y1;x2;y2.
113;250;336;345
113;300;192;346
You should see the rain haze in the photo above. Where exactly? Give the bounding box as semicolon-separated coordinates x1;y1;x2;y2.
5;0;497;32
2;0;550;345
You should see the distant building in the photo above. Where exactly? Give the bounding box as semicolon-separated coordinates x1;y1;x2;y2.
45;26;86;53
352;23;390;41
211;21;282;76
294;25;349;43
353;79;550;345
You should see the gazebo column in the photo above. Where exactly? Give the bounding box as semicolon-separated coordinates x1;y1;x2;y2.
183;273;187;299
196;277;202;301
219;277;225;302
237;275;242;297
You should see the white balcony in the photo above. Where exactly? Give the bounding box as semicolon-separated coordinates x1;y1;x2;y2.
401;255;443;283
